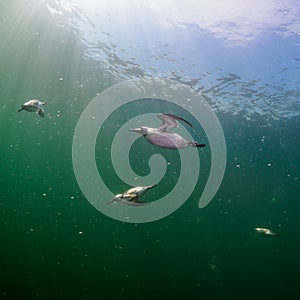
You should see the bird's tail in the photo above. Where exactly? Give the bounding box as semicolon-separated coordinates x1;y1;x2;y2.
147;184;158;190
195;143;206;148
17;108;23;113
270;232;280;236
189;141;206;148
107;197;121;205
191;142;206;148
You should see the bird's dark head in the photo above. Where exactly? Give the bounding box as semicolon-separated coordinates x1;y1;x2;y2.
129;127;148;136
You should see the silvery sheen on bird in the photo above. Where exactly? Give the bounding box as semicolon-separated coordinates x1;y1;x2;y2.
129;113;206;149
108;184;158;206
17;100;46;117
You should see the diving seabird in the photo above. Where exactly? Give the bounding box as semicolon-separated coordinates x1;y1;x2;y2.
129;114;206;149
254;227;279;236
109;184;157;206
18;100;45;117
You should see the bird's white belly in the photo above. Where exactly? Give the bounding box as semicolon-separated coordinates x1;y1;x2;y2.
147;132;188;149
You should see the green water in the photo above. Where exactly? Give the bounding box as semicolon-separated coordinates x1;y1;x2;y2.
1;1;300;299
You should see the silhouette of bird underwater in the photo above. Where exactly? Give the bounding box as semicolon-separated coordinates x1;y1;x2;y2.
129;114;206;149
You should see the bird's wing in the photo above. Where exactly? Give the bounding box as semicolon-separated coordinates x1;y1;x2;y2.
124;199;149;206
144;184;158;191
157;114;193;131
115;193;149;205
131;195;145;203
28;100;39;105
157;114;178;131
34;106;45;117
133;184;158;202
125;188;136;194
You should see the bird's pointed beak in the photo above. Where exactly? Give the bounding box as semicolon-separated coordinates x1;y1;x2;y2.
129;128;142;133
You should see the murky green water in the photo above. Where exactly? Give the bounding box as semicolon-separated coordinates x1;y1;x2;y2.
1;1;300;299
